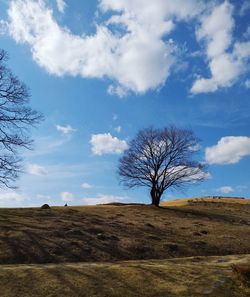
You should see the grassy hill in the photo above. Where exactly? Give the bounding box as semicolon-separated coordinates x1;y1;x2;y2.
0;197;250;264
1;197;250;296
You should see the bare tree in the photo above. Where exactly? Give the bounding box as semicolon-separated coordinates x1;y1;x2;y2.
0;49;42;188
118;126;207;206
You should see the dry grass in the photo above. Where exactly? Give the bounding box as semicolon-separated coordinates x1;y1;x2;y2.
161;196;250;207
1;197;250;296
1;254;250;297
0;197;250;264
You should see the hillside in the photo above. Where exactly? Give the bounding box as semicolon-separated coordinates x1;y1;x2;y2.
1;197;250;264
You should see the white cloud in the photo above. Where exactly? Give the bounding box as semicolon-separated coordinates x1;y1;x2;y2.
83;194;127;205
216;186;234;194
56;124;75;134
205;136;250;165
81;182;93;189
244;26;250;39
239;1;250;16
25;135;68;157
90;133;128;155
6;0;249;95
191;2;250;94
0;20;8;35
0;191;25;203
114;126;122;133
245;79;250;88
36;194;51;200
61;191;74;202
27;164;48;176
167;166;211;182
56;0;66;13
108;85;127;97
189;143;201;152
6;0;206;94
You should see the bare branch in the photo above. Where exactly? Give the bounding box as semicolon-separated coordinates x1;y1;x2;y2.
0;49;43;188
118;126;207;206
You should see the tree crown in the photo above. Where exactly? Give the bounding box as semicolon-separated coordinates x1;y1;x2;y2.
0;49;43;188
118;126;207;203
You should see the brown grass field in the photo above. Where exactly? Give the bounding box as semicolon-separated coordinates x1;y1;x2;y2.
1;254;250;297
1;196;250;296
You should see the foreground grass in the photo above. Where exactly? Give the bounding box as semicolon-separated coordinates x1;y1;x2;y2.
1;254;250;297
1;198;250;264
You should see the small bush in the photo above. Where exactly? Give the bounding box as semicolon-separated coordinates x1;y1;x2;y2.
41;204;50;209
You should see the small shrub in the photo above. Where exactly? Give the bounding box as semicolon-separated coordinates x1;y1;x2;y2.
41;204;50;209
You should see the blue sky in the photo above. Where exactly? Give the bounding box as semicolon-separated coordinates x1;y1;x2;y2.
0;0;249;207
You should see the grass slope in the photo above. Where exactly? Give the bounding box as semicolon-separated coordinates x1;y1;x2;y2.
1;255;250;297
0;197;250;264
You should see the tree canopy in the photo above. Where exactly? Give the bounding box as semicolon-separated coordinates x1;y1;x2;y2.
118;126;207;206
0;49;42;188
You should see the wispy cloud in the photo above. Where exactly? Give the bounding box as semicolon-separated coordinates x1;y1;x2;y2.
245;79;250;89
114;126;122;133
61;191;74;202
56;0;66;14
239;1;250;16
81;182;93;189
216;186;234;194
112;114;118;121
27;164;48;176
0;191;26;207
24;135;68;157
83;194;128;205
56;124;76;134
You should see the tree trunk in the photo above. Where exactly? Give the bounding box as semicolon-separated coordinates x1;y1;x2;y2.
150;187;161;207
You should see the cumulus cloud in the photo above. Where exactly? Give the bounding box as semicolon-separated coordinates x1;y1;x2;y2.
61;191;74;202
216;186;234;194
83;194;127;205
90;133;128;155
205;136;250;164
6;0;206;94
191;2;250;94
56;0;66;13
5;0;249;95
27;164;48;176
81;182;93;189
56;124;75;134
